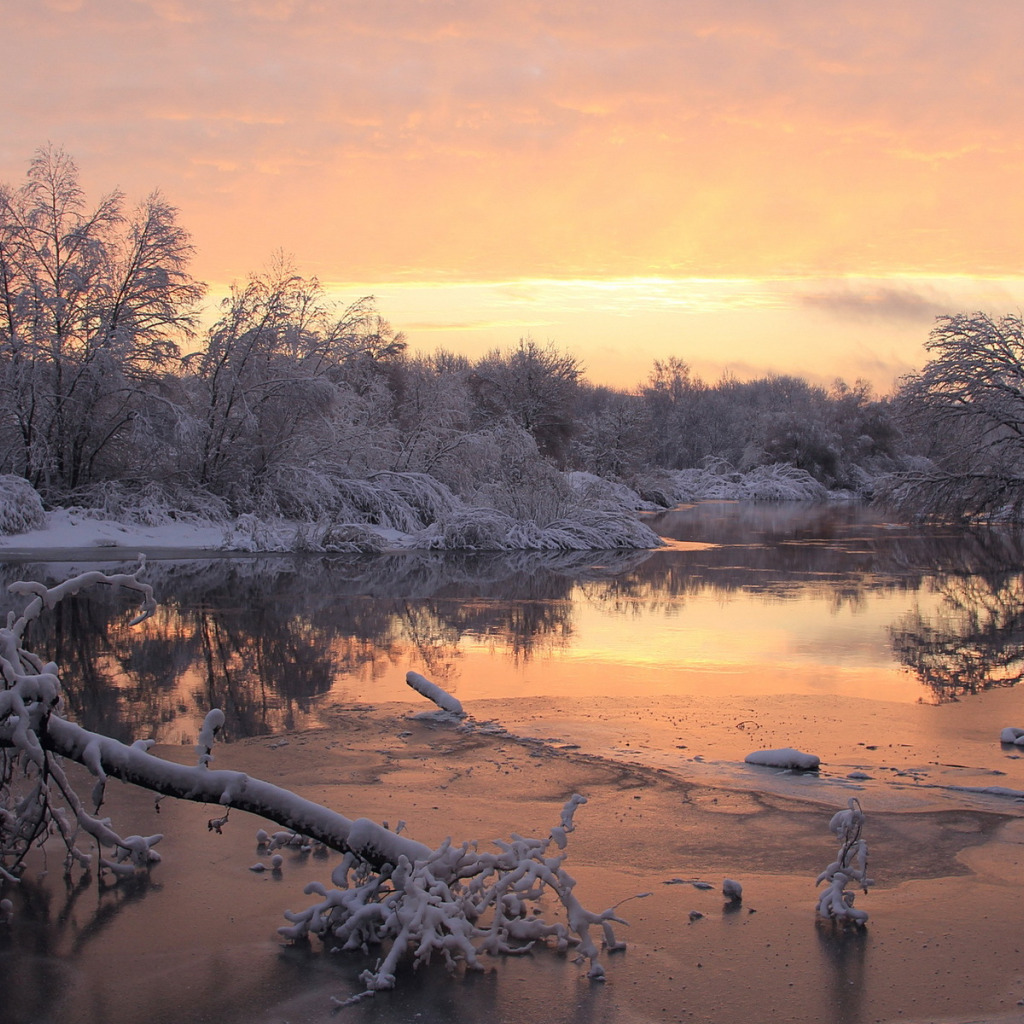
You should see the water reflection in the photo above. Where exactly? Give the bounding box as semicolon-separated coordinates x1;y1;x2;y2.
815;923;869;1024
891;571;1024;702
3;503;1024;739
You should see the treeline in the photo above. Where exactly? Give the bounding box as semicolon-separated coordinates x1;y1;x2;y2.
1;146;1005;524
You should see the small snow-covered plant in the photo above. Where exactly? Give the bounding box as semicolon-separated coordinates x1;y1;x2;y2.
279;792;634;999
815;798;872;925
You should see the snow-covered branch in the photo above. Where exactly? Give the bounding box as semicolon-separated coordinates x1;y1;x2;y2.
815;798;872;925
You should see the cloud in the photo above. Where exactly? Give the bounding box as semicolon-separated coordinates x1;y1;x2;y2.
796;283;952;323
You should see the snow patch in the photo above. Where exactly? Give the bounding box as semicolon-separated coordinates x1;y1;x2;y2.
744;747;821;771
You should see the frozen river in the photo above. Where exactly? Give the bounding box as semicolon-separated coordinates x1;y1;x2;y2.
4;501;1024;1023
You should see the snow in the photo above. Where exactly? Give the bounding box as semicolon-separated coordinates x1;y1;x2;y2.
722;878;742;901
744;747;821;771
1000;727;1024;746
406;671;464;716
0;481;662;555
0;506;229;554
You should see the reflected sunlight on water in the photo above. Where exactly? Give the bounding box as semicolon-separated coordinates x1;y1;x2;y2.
2;500;1022;739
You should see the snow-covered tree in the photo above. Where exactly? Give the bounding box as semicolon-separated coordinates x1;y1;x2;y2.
0;146;203;496
182;259;404;512
881;312;1024;520
471;339;583;464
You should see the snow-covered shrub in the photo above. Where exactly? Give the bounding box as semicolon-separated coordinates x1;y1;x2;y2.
815;798;872;925
0;475;45;535
64;480;230;526
417;505;661;552
565;471;657;512
636;462;830;506
334;473;460;534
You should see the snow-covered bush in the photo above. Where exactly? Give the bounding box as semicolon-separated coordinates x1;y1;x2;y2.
0;475;45;535
418;505;661;552
334;473;461;534
636;462;830;506
565;471;658;511
64;479;231;526
815;798;872;925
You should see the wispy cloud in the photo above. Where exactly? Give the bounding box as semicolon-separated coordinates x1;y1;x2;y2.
796;283;952;323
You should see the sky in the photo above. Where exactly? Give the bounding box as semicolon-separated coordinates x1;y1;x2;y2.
4;0;1024;393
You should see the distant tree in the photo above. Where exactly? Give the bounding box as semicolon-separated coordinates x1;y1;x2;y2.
0;146;203;497
883;312;1024;519
470;339;582;464
639;357;707;468
572;385;648;478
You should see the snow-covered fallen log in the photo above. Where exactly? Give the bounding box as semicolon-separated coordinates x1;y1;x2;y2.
31;715;433;868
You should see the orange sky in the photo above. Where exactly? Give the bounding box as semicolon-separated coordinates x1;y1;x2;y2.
4;0;1024;391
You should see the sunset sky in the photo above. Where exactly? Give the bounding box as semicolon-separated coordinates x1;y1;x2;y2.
5;0;1024;392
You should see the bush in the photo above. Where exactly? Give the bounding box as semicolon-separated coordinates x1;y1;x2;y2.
0;475;45;535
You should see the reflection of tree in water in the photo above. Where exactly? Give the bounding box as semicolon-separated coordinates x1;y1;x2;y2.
4;509;1021;734
0;868;157;1023
891;572;1024;701
0;550;635;742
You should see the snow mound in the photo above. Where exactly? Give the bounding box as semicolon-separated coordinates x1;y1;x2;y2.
744;747;821;771
1000;727;1024;746
0;475;45;535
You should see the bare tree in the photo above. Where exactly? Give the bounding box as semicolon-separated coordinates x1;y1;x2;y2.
882;312;1024;519
471;339;583;464
182;260;404;511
